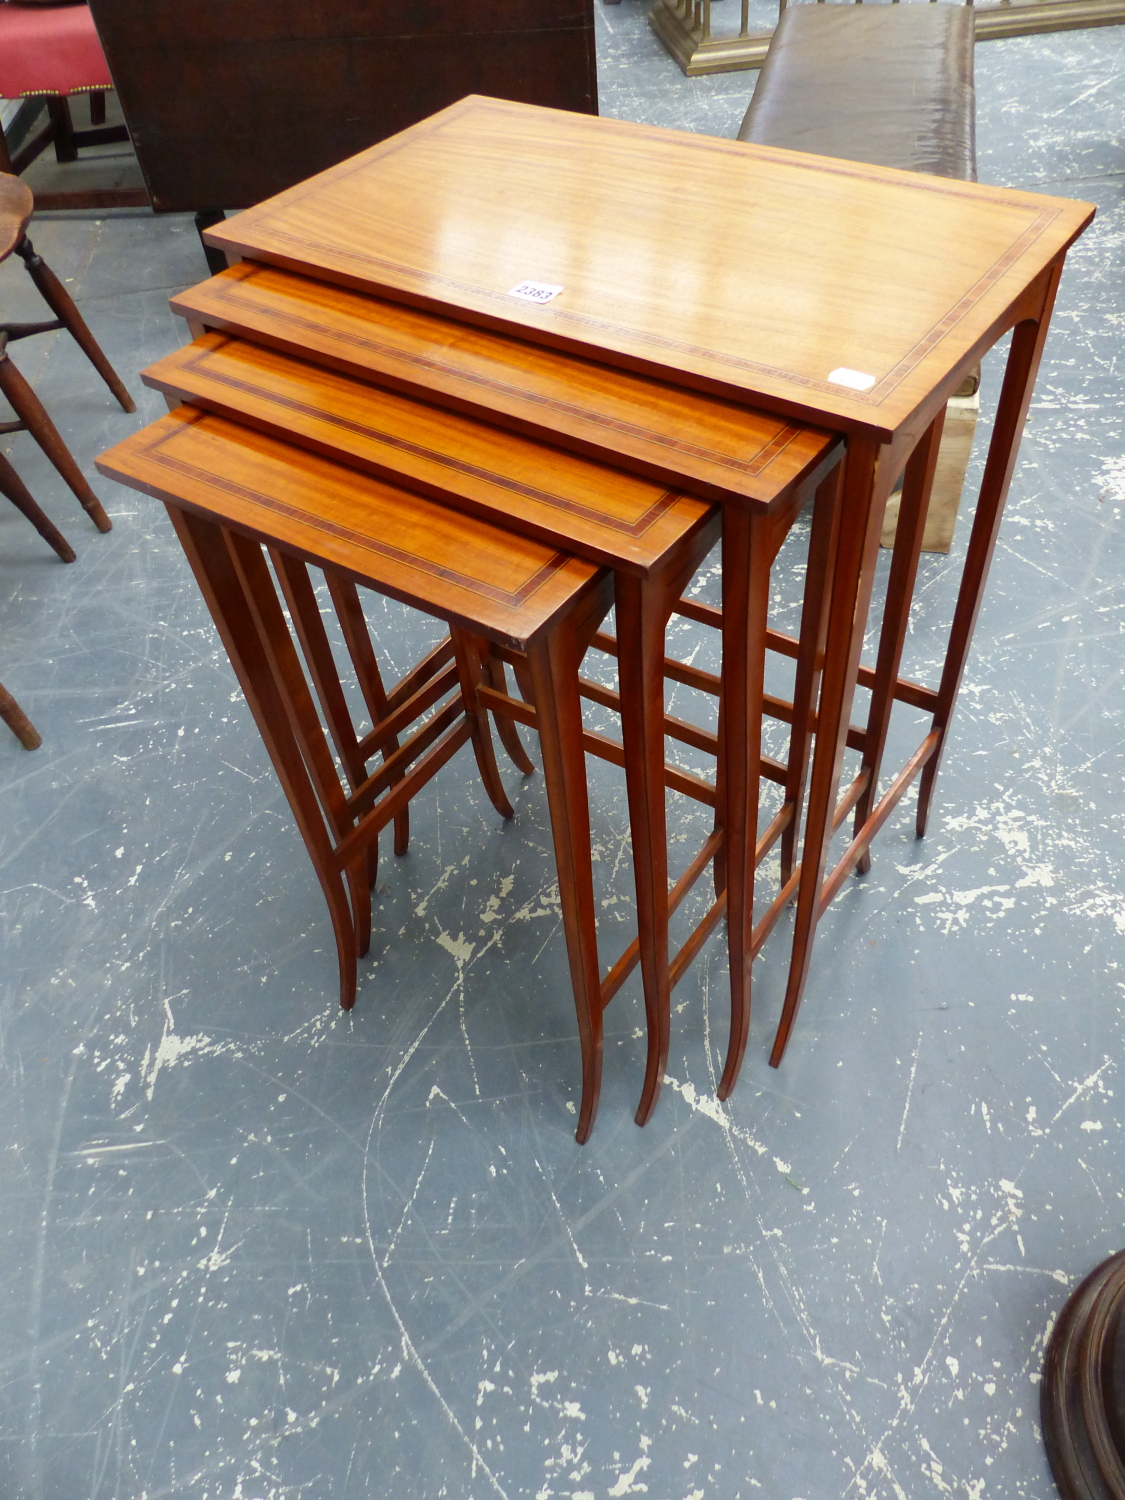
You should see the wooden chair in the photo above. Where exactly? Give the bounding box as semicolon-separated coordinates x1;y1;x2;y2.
0;676;41;748
0;1;145;212
1;170;133;536
97;406;627;1140
0;444;76;559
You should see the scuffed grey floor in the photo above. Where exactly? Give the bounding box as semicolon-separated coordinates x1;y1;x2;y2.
2;11;1124;1499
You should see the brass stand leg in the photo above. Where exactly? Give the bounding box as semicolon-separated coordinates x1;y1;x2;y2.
0;349;112;533
0;451;76;562
16;235;137;414
917;261;1065;838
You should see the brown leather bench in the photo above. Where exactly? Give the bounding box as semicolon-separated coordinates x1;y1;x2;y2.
738;3;975;180
738;2;979;552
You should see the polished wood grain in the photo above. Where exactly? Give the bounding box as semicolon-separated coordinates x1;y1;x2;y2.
142;333;717;576
96;407;600;650
205;96;1094;436
170;264;841;511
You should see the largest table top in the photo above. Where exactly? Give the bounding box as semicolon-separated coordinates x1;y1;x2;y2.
206;95;1094;442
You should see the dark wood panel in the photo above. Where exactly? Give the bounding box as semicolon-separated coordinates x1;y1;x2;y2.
87;0;597;212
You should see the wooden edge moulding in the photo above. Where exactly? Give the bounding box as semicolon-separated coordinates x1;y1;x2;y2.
648;0;1125;76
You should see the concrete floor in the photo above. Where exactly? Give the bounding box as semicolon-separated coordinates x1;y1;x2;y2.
2;9;1124;1499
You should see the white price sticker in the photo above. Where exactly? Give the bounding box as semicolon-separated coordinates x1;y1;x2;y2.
827;367;877;392
508;281;564;305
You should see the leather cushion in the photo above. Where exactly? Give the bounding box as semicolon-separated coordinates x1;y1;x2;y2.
738;3;976;182
0;3;112;98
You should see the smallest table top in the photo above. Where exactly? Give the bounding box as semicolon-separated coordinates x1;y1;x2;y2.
206;96;1094;440
96;407;601;649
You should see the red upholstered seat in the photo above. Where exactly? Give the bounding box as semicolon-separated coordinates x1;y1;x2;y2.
0;4;113;99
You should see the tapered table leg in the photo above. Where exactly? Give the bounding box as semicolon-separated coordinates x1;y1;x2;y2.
717;505;771;1100
781;468;843;887
527;622;605;1143
167;506;360;1008
615;572;674;1125
917;261;1065;838
851;408;947;874
770;432;894;1067
327;575;411;858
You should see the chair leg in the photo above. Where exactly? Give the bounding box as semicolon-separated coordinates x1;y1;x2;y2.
0;352;112;533
0;451;76;562
16;236;136;414
89;92;107;127
47;98;78;164
0;680;42;750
